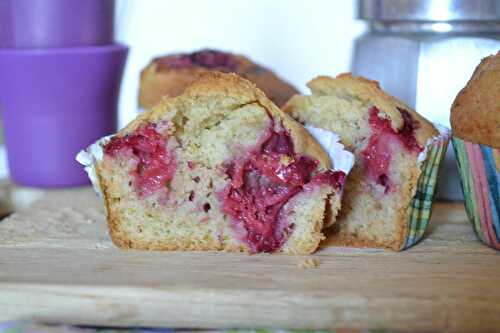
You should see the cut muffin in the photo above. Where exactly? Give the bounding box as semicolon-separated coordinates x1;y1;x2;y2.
139;49;298;109
284;74;439;250
79;72;347;254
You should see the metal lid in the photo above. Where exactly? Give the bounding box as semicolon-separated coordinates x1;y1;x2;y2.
359;0;500;21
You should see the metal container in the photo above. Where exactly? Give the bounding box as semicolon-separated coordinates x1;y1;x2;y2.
352;0;500;200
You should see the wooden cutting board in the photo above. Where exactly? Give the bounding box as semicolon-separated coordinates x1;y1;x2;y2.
0;187;498;332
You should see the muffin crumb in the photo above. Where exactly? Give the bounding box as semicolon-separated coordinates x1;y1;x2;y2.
297;258;320;269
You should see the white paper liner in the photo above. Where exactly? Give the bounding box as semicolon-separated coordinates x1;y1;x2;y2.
417;123;450;164
304;125;355;175
75;136;112;197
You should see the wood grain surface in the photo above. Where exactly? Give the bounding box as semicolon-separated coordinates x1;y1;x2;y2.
0;187;498;332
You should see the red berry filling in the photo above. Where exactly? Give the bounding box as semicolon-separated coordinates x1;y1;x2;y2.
155;49;238;72
219;124;345;253
361;107;423;193
308;169;346;189
104;124;176;198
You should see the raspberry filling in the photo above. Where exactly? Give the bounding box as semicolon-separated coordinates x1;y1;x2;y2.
104;124;176;198
155;49;238;72
361;107;423;193
219;126;345;253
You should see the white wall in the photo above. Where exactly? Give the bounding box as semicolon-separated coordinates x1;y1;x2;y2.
115;0;366;127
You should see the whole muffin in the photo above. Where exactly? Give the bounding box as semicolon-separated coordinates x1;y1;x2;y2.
451;52;500;250
139;49;298;109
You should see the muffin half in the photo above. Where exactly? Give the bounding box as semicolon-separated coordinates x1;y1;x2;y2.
284;74;447;250
79;72;350;254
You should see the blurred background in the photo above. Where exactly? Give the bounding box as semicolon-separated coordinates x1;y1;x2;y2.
113;0;500;202
0;0;499;208
115;0;365;127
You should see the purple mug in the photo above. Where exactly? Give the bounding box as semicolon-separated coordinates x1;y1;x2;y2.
0;44;128;187
0;0;115;48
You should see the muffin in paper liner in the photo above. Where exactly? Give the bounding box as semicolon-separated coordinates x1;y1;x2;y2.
399;128;450;250
305;122;449;251
452;137;499;250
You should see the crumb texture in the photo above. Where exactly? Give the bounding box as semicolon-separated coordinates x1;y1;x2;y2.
97;72;343;254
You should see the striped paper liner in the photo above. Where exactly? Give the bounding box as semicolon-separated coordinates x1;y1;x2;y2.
400;133;449;250
452;137;499;250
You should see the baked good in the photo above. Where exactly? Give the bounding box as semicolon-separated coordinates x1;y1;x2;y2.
284;73;440;250
79;72;348;254
451;52;500;149
451;52;500;250
139;49;298;109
